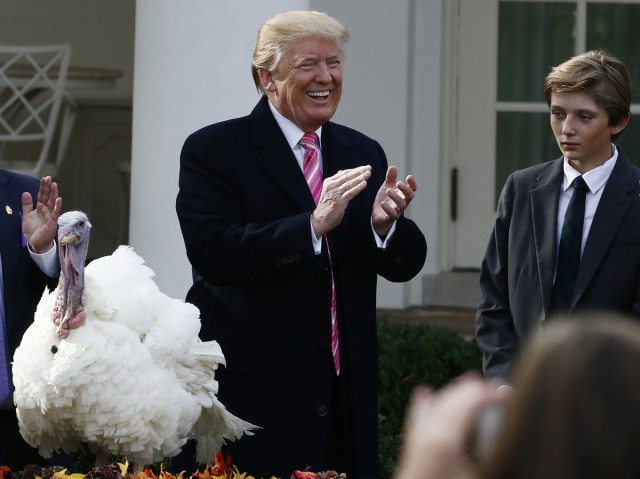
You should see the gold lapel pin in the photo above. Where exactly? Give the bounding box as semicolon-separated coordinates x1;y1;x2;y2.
5;205;13;215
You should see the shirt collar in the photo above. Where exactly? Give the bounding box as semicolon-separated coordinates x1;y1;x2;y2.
267;99;323;149
561;144;618;194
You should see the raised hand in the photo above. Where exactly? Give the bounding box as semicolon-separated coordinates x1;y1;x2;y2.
22;176;62;253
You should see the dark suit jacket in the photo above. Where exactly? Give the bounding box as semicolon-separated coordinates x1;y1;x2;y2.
0;169;58;469
476;149;640;380
175;96;427;478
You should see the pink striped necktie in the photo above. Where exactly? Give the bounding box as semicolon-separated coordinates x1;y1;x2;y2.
299;132;340;375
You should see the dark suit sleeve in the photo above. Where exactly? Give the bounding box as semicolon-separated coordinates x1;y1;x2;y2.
476;174;519;381
373;219;427;282
367;141;427;283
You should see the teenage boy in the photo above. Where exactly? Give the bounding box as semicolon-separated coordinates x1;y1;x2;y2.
477;50;639;381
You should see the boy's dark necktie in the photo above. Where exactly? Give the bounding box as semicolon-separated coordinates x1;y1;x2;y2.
550;175;589;314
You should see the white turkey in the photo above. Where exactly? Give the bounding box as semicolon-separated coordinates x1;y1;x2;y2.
12;210;256;469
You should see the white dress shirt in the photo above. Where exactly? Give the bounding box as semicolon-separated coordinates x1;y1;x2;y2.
556;145;618;257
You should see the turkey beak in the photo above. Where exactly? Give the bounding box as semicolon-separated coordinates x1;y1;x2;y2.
59;233;75;246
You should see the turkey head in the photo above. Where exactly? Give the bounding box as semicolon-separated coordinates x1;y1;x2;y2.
52;211;92;338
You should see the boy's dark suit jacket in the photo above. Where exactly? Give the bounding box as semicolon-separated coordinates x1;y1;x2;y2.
477;148;640;380
0;169;58;469
176;96;427;478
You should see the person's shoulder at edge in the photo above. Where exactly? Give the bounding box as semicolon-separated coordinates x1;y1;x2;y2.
503;156;561;190
323;119;381;146
0;168;39;191
186;114;252;142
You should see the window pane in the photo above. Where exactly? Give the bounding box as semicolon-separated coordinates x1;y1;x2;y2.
495;112;558;202
587;4;640;103
498;2;575;102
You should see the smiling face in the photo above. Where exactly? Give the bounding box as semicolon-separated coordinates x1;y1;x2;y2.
549;91;629;173
259;35;342;132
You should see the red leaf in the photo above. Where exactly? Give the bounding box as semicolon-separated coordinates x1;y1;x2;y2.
292;471;318;479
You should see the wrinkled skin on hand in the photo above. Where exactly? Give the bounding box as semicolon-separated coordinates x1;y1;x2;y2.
371;166;418;237
311;165;372;238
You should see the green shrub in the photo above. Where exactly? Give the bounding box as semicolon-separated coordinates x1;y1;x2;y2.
377;319;482;478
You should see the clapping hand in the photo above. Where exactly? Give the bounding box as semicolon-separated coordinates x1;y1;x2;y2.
311;165;372;238
372;166;417;237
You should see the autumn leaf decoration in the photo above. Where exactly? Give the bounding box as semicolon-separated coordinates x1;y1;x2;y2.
1;454;345;479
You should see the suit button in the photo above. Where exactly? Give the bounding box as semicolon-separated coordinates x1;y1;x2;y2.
321;336;330;347
317;405;328;417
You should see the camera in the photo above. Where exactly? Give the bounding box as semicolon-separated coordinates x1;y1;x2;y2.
468;404;503;461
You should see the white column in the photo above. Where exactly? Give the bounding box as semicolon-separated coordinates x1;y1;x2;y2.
131;0;308;299
315;1;442;307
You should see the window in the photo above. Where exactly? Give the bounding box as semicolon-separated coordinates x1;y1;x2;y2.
495;0;640;200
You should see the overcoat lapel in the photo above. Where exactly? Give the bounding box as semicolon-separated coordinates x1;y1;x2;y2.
320;122;363;253
530;158;563;314
573;154;637;306
247;96;363;216
320;122;360;177
249;96;316;212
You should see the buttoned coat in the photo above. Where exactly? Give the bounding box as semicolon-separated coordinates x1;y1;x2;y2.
0;169;57;468
477;149;640;380
175;96;427;478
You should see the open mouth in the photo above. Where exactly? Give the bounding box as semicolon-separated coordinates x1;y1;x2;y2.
307;90;330;100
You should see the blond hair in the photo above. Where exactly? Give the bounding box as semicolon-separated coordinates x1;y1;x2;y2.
251;10;349;93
